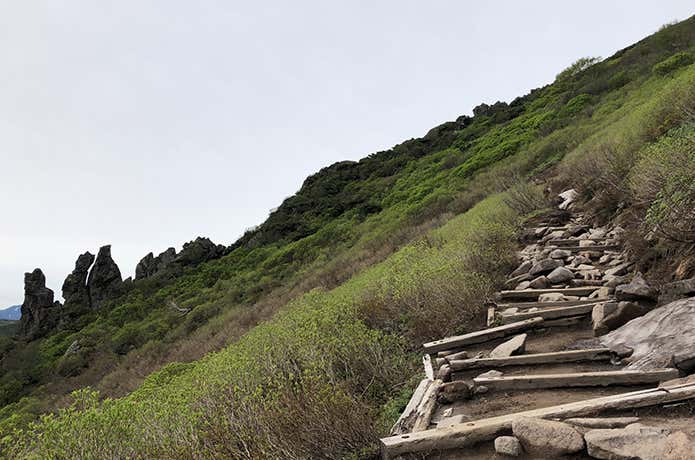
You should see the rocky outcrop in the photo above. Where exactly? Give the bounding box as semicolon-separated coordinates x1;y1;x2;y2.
135;247;177;280
601;297;695;370
135;238;225;281
18;269;60;340
615;272;658;302
87;246;123;309
61;252;95;322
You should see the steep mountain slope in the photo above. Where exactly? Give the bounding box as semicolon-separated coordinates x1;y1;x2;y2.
1;16;695;459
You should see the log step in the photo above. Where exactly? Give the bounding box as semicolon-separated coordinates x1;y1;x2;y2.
473;368;679;391
380;382;695;458
450;348;613;371
498;303;596;324
499;286;598;300
422;317;544;355
548;238;609;246
559;244;621;252
496;298;610;310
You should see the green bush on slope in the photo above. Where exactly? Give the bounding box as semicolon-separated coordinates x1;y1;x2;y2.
3;194;520;459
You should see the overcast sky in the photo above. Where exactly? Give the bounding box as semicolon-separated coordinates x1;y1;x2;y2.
1;2;692;307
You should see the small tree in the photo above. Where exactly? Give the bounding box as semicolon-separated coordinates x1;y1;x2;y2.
556;56;602;81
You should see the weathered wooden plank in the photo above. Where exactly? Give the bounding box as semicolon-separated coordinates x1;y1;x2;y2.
380;382;695;458
549;238;609;246
411;379;443;432
496;298;609;310
486;305;496;327
422;317;544;354
422;354;435;380
561;244;621;252
498;303;595;324
499;286;598;300
473;368;679;391
542;315;586;327
389;379;431;435
449;348;612;371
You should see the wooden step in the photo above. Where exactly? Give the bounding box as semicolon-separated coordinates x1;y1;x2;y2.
422;317;543;354
498;303;596;324
473;368;679;391
450;348;612;371
496;298;610;310
379;382;695;458
499;286;598;300
560;244;621;252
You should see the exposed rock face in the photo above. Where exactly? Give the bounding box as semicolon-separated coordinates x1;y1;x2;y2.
511;417;584;456
584;423;691;460
135;247;177;279
61;252;95;322
601;297;695;370
176;237;226;266
18;269;60;339
87;246;123;309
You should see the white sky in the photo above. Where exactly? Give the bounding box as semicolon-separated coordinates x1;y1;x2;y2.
1;1;692;307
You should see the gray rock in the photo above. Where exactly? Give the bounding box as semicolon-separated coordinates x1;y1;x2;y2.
512;417;584;456
605;274;632;288
476;370;503;379
549;249;571;259
558;189;578;210
615;272;658;301
592;301;653;336
538;292;579;302
494;436;522;456
135;247;177;279
658;277;695;305
601;298;695;370
490;334;527;358
584;423;674;460
176;237;226;266
18;269;60;340
437;414;470;427
87;245;123;309
515;281;531;290
572;254;592;266
528;276;550;289
510;260;533;277
605;263;631;277
529;258;563;276
547;266;574;284
61;252;95;322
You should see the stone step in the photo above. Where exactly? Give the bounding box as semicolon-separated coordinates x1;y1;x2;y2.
499;286;598;300
473;368;679;392
450;348;613;371
496;298;610;310
422;317;544;355
498;303;596;324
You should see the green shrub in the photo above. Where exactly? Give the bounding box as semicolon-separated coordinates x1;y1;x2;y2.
653;52;694;76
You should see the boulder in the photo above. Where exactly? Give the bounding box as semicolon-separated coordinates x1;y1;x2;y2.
538;292;579;302
18;269;60;339
494;436;522;456
528;276;550;289
529;258;563;277
505;273;531;289
592;301;653;336
584;423;682;460
547;266;574;284
572;255;592;266
510;260;533;277
87;246;123;309
615;272;658;302
512;417;584;456
658;277;695;305
600;297;695;370
605;263;631;277
558;189;578;210
61;252;95;322
176;237;226;266
490;334;527;358
549;249;571;259
605;274;632;288
515;281;531;290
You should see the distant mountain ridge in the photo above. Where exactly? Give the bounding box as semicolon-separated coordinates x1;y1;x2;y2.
0;305;20;321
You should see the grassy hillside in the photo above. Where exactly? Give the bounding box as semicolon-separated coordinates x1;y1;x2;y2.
2;16;695;459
